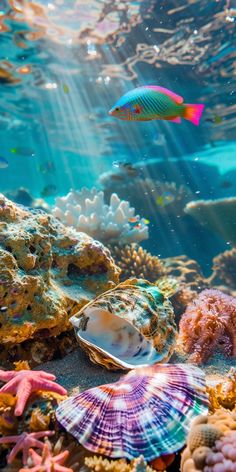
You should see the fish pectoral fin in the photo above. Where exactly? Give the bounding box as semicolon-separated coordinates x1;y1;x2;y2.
165;116;181;123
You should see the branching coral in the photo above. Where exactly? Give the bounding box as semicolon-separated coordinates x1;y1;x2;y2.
207;368;236;412
84;455;155;472
52;188;149;245
211;248;236;290
109;244;165;282
178;289;236;363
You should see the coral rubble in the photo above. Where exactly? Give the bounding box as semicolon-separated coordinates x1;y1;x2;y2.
52;188;149;245
178;289;236;363
110;244;165;282
185;197;236;246
0;195;119;365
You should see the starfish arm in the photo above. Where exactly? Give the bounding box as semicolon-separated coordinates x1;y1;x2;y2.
36;371;56;381
52;450;69;464
7;437;25;464
27;448;42;465
33;379;67;396
0;370;16;382
55;466;73;472
15;378;32;416
0;435;20;444
31;431;55;439
19;467;40;472
0;377;19;394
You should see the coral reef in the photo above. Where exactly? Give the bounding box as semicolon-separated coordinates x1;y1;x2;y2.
211;248;236;290
100;175;191;219
162;255;208;320
207;368;236;411
0;194;119;365
109;244;165;282
178;289;236;363
70;279;176;370
4;188;49;212
181;410;236;471
56;363;208;461
0;368;67;416
52;188;149;245
185;197;236;246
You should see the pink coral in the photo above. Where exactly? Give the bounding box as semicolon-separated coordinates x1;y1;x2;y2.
178;289;236;363
204;431;236;472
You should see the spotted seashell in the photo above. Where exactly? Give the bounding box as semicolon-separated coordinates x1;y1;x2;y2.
56;363;209;461
70;278;177;370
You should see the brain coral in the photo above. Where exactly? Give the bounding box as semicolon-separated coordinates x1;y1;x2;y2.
212;248;236;290
0;195;119;362
178;289;236;363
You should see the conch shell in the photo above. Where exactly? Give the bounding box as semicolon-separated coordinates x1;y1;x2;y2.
70;278;177;370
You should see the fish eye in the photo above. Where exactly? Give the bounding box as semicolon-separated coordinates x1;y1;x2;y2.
115;107;120;111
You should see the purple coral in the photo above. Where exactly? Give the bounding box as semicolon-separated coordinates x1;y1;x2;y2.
179;289;236;363
204;431;236;472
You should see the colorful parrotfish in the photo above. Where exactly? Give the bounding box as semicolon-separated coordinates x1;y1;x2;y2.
109;85;205;125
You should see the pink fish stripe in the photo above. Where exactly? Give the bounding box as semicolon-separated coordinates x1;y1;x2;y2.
143;85;184;104
166;117;181;123
184;103;205;126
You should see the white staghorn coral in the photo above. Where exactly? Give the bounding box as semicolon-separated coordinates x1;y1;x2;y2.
52;188;149;245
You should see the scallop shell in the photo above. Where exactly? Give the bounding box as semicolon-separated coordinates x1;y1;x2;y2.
70;278;177;370
56;363;209;461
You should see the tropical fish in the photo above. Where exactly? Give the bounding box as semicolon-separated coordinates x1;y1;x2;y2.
0;157;8;168
205;114;223;124
156;191;174;207
112;161;138;176
41;184;57;197
109;85;205;126
10;147;35;156
129;216;139;223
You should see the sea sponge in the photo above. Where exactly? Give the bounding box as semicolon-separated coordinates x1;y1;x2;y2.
52;188;149;245
212;248;236;290
0;194;119;365
110;244;165;282
178;289;236;363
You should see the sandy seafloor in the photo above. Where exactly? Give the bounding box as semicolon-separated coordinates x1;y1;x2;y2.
36;345;236;395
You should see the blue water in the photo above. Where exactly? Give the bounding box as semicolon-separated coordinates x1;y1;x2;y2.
0;0;235;270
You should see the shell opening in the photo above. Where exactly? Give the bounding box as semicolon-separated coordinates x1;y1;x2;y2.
74;307;163;368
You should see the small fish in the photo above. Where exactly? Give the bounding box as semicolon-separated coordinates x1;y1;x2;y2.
156;192;174;207
143;219;150;224
38;161;55;174
109;85;205;126
129;217;139;223
10;147;35;156
112;161;138;176
220;180;233;189
0;157;8;169
134;224;142;229
63;84;70;94
41;184;57;197
205;114;223;124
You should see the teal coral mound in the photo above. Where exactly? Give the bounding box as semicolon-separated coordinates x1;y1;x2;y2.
0;194;119;363
70;278;177;370
56;363;209;461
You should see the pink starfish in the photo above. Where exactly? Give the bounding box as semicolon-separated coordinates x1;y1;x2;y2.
0;369;67;416
0;431;55;464
19;443;73;472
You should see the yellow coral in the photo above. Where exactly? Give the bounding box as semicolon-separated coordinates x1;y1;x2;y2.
110;244;165;282
14;361;30;371
84;456;155;472
29;407;51;432
207;369;236;411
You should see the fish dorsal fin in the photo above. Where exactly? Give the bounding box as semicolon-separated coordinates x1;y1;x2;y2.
143;85;184;104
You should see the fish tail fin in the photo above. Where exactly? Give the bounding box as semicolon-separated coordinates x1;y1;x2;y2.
184;103;205;126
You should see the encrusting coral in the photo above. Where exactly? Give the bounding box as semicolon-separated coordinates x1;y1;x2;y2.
52;188;149;245
83;455;155;471
109;244;165;282
211;248;236;290
0;194;119;365
178;289;236;363
181;410;236;471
